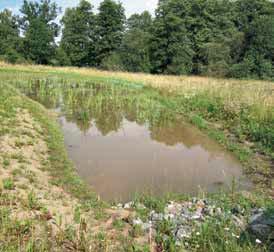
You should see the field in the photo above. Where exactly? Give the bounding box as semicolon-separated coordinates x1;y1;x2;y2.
0;62;273;251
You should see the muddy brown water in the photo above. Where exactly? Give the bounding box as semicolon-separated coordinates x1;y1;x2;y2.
60;117;251;202
22;82;251;202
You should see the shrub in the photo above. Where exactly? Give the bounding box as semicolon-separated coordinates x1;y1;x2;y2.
100;52;124;71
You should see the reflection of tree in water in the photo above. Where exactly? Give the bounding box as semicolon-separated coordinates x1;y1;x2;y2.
61;87;94;132
22;80;233;160
23;81;209;148
150;118;223;155
93;97;123;136
58;83;182;138
150;119;198;148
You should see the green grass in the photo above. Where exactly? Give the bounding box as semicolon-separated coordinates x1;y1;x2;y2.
132;191;273;252
5;75;272;187
3;178;15;190
0;83;103;205
2;159;10;168
0;65;273;251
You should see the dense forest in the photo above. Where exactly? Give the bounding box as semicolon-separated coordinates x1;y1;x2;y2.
0;0;274;79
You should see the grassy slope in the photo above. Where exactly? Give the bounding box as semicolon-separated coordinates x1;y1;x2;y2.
0;63;273;251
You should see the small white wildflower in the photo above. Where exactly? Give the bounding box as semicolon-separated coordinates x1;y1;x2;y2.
256;239;262;244
196;232;200;236
224;227;230;231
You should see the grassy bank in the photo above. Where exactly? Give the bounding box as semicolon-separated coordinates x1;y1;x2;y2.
0;63;273;251
0;83;159;251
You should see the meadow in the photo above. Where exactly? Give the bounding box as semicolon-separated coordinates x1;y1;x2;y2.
0;62;273;251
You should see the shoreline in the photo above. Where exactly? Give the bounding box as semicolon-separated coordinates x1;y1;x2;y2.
0;65;273;251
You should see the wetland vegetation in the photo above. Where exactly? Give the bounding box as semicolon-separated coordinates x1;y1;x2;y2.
0;63;273;251
0;0;274;250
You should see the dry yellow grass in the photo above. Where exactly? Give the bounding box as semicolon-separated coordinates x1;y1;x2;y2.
1;61;273;120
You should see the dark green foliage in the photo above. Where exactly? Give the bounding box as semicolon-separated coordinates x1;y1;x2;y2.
230;0;274;79
20;0;60;64
60;0;96;67
100;52;124;71
95;0;125;67
1;0;274;79
150;0;194;75
0;9;22;63
119;12;152;73
51;47;71;66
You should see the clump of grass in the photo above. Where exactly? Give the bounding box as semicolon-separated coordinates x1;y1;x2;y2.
93;232;108;251
2;158;10;168
112;219;125;231
27;191;40;210
10;152;27;163
15;139;25;148
190;114;207;129
3;178;15;190
12;168;23;177
24;170;37;184
94;208;109;221
130;224;144;238
73;206;81;224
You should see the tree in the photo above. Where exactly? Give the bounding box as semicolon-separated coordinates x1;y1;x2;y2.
230;0;274;78
0;9;22;63
191;0;239;76
60;0;96;67
51;47;71;66
119;11;153;72
95;0;125;67
127;11;152;32
20;0;60;64
150;0;194;75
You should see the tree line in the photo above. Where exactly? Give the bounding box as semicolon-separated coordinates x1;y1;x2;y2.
0;0;274;79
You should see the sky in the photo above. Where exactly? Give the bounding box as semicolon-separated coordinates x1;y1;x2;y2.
0;0;158;17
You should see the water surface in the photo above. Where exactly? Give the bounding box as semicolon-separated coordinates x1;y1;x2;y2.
20;81;251;202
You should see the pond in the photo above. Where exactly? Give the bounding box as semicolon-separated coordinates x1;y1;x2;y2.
19;80;251;202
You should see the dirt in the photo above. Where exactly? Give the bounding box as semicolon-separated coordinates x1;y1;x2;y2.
0;108;152;250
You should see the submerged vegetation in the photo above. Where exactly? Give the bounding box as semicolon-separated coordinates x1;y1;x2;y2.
0;63;273;251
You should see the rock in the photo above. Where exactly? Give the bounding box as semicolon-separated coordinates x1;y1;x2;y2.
232;215;246;230
191;206;204;220
181;206;192;219
205;205;215;216
117;203;123;209
216;207;223;216
142;221;153;231
231;205;242;215
164;213;175;220
150;212;164;222
191;213;202;220
246;209;274;244
165;202;183;215
176;226;192;240
196;199;206;208
135;203;146;209
133;217;143;226
124;201;133;209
